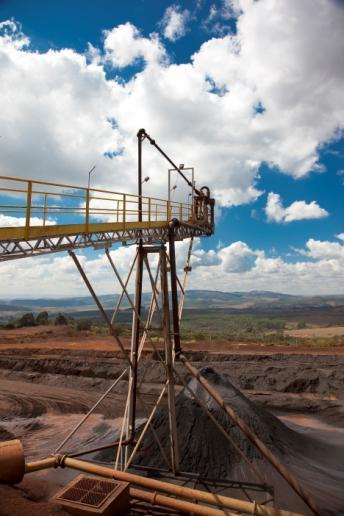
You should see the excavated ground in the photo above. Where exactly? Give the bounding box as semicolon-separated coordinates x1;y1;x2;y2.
0;328;344;514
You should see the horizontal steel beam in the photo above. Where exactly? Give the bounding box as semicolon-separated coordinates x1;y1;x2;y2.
0;223;211;261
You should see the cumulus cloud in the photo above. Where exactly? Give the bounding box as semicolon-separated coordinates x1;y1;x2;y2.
161;5;190;42
265;192;329;223
0;245;138;298
336;233;344;242
203;0;243;34
192;248;221;267
0;20;127;193
103;23;167;67
1;237;343;297
0;214;55;227
186;237;344;295
305;238;344;260
0;19;29;49
0;0;343;207
218;241;259;272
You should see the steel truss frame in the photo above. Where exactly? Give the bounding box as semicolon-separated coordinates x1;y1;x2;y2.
46;229;319;515
50;235;278;512
5;129;321;515
0;223;209;262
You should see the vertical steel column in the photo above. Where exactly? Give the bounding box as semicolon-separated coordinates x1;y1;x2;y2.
127;245;144;448
137;128;145;224
126;129;146;456
160;246;180;473
168;221;181;356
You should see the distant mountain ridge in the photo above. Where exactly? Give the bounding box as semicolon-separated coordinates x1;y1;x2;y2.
0;290;343;316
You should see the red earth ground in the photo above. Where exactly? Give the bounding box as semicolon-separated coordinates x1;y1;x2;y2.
1;324;343;354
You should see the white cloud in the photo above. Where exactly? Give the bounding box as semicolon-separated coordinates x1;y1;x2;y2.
192;248;221;267
0;20;127;194
218;241;258;272
186;237;344;295
305;238;344;260
0;214;55;227
222;0;243;18
0;1;343;208
265;192;329;223
0;245;138;298
103;23;167;67
336;233;344;242
1;237;342;297
0;19;29;49
202;1;237;35
161;5;190;42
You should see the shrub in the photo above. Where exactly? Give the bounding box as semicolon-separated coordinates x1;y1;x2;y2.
17;313;36;327
76;319;92;331
36;311;49;325
4;322;15;330
54;313;68;326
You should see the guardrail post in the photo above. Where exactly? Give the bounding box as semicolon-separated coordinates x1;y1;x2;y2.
43;193;47;227
123;194;126;229
85;189;90;233
25;181;32;239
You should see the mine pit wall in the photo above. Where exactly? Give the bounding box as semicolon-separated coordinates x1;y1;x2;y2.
0;349;343;434
0;349;343;398
1;347;344;514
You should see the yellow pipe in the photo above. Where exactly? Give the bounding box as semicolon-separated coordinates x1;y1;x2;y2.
129;487;236;516
25;456;57;473
25;456;301;516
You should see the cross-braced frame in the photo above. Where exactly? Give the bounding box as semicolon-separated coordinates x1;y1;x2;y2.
1;129;321;515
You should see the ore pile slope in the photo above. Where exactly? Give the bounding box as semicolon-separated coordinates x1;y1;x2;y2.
134;367;344;515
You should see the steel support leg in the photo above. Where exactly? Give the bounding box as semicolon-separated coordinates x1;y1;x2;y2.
68;250;131;365
168;223;182;356
160;246;180;473
127;244;144;454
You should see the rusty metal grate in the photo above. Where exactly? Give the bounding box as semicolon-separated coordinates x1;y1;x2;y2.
55;475;125;510
53;474;130;515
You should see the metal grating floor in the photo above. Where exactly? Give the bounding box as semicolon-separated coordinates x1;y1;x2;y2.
56;477;121;509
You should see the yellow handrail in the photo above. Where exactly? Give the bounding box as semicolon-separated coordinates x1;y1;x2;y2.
0;174;205;241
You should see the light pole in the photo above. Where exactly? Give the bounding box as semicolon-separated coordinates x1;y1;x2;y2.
87;165;96;190
168;165;194;204
137;129;146;223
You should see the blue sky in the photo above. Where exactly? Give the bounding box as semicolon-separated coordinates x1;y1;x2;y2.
0;0;232;59
0;0;343;297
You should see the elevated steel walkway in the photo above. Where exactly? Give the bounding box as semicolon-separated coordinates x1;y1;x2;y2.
0;175;214;261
